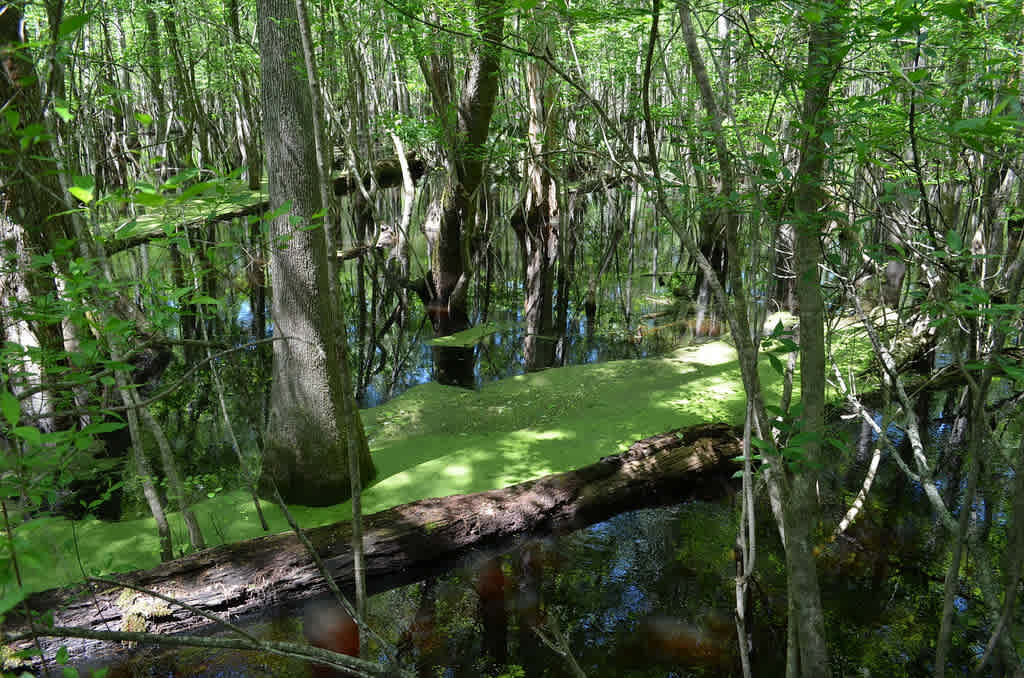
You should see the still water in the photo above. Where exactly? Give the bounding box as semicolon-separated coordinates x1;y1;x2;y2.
103;501;749;677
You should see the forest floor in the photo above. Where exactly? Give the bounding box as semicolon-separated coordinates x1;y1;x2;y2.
15;322;870;594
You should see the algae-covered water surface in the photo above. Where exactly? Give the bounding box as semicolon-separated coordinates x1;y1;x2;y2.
31;314;927;677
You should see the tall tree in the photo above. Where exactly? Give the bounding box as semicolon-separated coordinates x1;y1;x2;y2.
782;0;848;674
416;0;503;354
256;0;375;505
0;1;71;412
513;19;560;372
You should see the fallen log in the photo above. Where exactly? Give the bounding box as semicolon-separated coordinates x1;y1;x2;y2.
332;152;427;196
105;153;427;255
5;422;740;668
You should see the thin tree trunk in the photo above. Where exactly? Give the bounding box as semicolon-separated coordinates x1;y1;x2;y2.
781;1;848;673
138;406;205;551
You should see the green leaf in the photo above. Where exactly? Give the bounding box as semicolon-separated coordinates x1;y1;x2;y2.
997;358;1024;383
59;14;90;37
104;360;135;373
428;321;520;347
53;105;74;122
945;229;962;251
131;191;166;208
134;112;153;126
789;431;820;447
176;180;219;202
0;390;19;428
932;0;969;21
81;421;126;436
803;7;823;23
0;587;27;617
188;295;222;306
951;118;988;133
4;109;19;131
161;168;200;189
57;646;70;665
13;426;41;447
825;437;849;453
777;338;799;353
69;175;96;204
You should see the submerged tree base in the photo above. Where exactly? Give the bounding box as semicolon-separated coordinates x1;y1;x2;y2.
8;423;739;669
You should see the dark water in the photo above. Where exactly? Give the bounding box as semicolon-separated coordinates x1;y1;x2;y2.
355;311;688;408
235;283;700;409
105;502;745;677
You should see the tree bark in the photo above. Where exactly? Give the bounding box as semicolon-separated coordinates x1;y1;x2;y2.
515;23;559;372
783;2;848;675
256;0;375;505
9;423;740;669
0;1;72;431
418;0;503;354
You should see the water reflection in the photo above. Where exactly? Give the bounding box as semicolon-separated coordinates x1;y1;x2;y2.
356;306;689;408
103;503;742;677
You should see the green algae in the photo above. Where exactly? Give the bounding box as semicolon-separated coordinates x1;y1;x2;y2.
4;327;872;594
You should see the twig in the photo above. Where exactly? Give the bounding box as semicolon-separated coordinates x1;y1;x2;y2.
6;625;388;678
268;486;394;656
532;613;587;678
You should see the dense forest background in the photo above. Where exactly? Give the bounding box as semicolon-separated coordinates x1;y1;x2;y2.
1;0;1024;675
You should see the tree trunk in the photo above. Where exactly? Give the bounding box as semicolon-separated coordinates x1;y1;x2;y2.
784;2;848;675
0;2;72;431
418;0;504;375
256;0;375;506
516;24;559;372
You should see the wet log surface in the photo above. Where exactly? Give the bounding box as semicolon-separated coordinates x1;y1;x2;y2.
8;422;740;667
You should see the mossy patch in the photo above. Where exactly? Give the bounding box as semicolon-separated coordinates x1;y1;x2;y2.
112;589;173;646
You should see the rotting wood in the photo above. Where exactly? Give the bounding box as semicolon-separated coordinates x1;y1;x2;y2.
5;422;740;668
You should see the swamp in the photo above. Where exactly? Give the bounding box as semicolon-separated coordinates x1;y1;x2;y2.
1;0;1023;676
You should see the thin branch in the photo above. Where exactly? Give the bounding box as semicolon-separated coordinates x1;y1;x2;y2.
5;625;389;678
268;486;395;657
48;337;284;419
86;576;259;644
